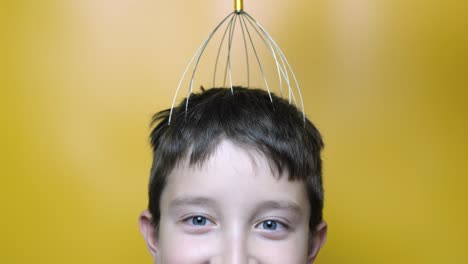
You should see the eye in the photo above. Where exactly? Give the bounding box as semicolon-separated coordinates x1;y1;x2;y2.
183;215;214;226
256;220;287;231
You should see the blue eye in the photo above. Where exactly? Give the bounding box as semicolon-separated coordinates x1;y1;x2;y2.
184;215;214;226
258;220;286;231
263;220;277;230
192;216;208;226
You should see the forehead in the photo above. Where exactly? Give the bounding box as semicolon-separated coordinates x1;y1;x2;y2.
159;140;310;215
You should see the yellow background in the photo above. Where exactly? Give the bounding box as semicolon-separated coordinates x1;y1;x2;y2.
2;0;467;263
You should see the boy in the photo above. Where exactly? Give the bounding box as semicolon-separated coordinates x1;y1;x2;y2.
139;87;327;263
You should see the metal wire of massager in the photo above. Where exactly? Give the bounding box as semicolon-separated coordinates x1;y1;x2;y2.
168;0;305;124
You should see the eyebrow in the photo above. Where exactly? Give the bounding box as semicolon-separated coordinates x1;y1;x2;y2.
168;196;302;218
254;200;303;217
169;196;218;209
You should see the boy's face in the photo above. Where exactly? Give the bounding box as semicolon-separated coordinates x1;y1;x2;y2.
139;140;327;263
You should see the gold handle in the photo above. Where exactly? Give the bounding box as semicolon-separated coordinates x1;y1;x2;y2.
234;0;243;12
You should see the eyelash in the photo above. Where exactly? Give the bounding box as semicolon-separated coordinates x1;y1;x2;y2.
256;219;289;231
182;215;215;227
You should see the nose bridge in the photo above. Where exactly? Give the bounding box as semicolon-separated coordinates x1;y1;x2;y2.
223;226;248;264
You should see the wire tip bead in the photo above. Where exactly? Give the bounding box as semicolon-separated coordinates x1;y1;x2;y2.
235;0;243;12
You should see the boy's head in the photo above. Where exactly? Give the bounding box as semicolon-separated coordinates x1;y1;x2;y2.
139;87;327;263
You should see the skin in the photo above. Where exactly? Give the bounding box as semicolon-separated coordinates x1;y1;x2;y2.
139;140;327;264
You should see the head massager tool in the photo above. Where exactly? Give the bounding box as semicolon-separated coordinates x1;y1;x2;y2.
169;0;305;124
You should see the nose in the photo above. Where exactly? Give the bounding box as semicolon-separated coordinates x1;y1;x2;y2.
221;228;261;264
209;232;260;264
224;236;247;264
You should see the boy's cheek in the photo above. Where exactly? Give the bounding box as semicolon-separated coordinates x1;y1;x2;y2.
158;228;220;263
248;236;310;263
